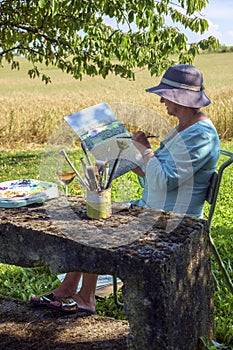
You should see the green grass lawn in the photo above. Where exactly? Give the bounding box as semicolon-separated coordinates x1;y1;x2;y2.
0;145;232;348
1;51;233;349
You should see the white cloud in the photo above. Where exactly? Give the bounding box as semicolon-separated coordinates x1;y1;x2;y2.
203;18;233;46
104;0;233;46
199;0;233;45
178;1;233;46
204;19;223;42
202;0;233;20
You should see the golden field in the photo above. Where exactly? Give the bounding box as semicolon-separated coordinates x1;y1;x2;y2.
1;52;233;149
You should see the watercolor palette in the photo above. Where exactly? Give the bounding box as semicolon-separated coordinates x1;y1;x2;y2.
0;179;58;208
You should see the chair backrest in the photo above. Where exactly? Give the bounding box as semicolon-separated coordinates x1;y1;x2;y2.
206;149;233;226
205;172;218;205
205;149;233;294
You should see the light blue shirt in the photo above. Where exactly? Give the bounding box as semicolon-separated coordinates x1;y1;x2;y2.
131;119;220;218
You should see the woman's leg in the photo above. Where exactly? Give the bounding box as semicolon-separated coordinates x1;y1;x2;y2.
31;271;98;312
73;273;98;312
30;271;82;303
53;271;82;298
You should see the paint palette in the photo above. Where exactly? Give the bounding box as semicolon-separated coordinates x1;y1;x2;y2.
0;179;58;208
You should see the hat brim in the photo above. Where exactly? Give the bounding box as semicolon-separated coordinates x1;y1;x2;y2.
146;82;211;108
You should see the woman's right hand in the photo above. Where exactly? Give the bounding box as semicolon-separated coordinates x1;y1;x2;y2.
132;131;151;154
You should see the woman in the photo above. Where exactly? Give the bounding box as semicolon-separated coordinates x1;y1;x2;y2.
30;64;220;314
131;64;220;218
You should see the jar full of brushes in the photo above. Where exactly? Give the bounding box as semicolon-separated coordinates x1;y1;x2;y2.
86;188;112;219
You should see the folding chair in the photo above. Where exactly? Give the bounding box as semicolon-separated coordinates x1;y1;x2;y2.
112;149;233;306
113;274;123;307
205;149;233;294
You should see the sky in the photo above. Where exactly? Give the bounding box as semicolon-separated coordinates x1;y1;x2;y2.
105;0;233;47
181;0;233;46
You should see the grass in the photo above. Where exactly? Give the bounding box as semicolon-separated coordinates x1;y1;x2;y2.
0;145;233;347
205;147;233;349
0;148;138;320
0;52;233;348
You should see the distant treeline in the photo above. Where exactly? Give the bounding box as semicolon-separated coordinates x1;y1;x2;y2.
210;45;233;53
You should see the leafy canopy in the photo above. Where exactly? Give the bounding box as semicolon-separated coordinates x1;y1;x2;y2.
0;0;219;83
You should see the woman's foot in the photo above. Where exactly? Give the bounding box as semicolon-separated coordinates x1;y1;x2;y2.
30;289;96;314
30;272;97;314
72;292;96;313
30;292;78;313
30;292;58;306
30;284;75;305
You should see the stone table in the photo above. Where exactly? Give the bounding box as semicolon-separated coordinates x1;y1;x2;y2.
0;196;214;350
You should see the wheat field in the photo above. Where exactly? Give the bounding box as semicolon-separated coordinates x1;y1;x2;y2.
1;52;233;149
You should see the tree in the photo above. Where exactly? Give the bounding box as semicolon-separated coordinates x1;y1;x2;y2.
0;0;218;83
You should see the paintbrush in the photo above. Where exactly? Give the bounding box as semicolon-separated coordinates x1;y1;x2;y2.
59;149;89;190
95;160;107;190
81;141;92;166
106;140;129;189
80;157;89;179
103;163;109;189
117;135;159;139
80;157;93;190
86;165;98;191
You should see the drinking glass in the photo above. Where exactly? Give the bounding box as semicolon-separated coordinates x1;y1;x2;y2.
57;170;76;197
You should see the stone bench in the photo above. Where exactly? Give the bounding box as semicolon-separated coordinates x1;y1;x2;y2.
0;197;214;350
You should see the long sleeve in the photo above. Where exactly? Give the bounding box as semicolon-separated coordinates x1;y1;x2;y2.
132;119;220;218
146;124;219;191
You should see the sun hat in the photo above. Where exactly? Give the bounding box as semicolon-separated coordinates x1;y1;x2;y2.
146;64;211;108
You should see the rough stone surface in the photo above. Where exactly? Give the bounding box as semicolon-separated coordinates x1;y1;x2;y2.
0;296;129;350
0;198;214;350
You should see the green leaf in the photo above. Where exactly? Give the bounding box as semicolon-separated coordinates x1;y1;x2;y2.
0;0;218;82
38;0;48;8
128;10;134;23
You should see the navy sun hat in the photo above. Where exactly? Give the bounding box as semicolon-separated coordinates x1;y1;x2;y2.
146;64;211;108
